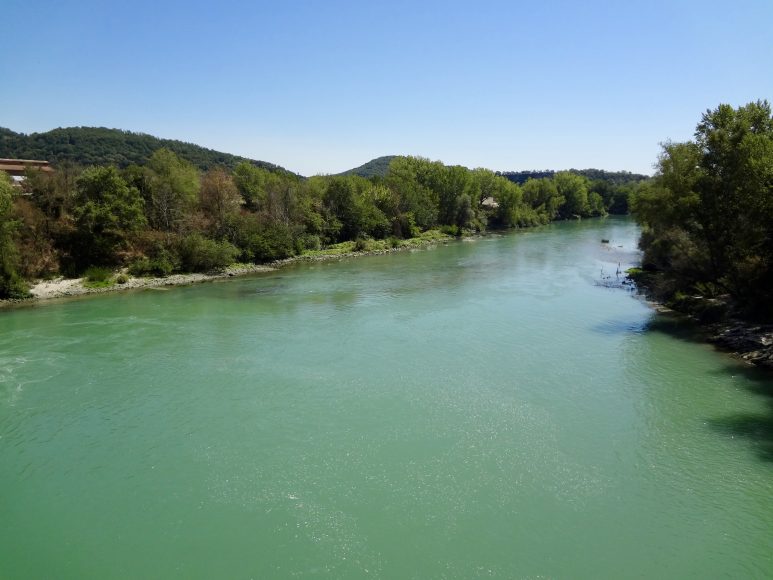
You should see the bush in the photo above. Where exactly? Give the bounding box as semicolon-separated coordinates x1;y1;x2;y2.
232;218;296;263
0;268;28;299
84;266;113;282
296;233;321;253
176;233;238;272
128;256;175;277
353;237;372;252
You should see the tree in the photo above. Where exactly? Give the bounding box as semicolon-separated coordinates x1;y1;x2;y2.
25;160;79;220
234;161;270;211
199;166;241;232
632;101;773;318
71;166;146;267
0;173;27;297
554;172;591;218
145;148;200;231
385;156;439;230
522;178;564;222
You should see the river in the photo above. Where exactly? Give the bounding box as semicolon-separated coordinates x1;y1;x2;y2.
1;217;771;578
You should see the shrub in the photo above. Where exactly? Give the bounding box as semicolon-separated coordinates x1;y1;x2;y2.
84;266;113;282
232;218;296;263
128;256;175;277
353;237;372;252
176;233;238;272
296;233;321;253
0;268;28;299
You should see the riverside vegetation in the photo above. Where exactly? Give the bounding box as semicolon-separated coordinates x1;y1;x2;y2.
631;100;773;319
0;144;641;299
630;101;773;367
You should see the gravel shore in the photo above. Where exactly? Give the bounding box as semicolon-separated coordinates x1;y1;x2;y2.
2;263;276;305
1;237;451;308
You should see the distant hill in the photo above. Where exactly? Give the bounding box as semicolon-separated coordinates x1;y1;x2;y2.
340;156;650;184
338;155;396;178
0;126;296;175
498;168;650;185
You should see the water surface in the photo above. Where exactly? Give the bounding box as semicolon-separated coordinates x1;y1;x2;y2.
1;218;771;578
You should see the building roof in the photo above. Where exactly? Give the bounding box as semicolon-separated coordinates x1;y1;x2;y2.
0;159;54;176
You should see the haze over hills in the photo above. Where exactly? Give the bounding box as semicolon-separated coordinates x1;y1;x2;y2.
0;127;296;176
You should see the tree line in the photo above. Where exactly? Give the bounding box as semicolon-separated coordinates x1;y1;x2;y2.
631;100;773;320
0;151;644;298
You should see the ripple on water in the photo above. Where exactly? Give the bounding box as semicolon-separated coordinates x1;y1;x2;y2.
0;218;771;578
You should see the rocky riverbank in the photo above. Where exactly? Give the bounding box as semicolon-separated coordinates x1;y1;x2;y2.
629;270;773;371
708;322;773;370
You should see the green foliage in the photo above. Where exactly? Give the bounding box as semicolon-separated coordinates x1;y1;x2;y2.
4;129;653;294
83;266;114;288
84;266;113;282
10;198;60;279
314;175;393;242
228;214;297;263
234;162;271;211
353;237;373;252
589;179;637;214
176;233;239;272
0;173;28;298
295;233;321;252
338;155;397;178
384;157;439;231
199;166;241;232
70;166;146;270
522;178;564;222
128;256;176;277
588;191;606;216
145;149;200;231
632;100;773;319
554;172;592;218
500;168;649;186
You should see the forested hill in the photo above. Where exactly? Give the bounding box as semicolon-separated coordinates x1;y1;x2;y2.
0;127;295;175
341;156;650;184
338;155;396;178
498;169;650;185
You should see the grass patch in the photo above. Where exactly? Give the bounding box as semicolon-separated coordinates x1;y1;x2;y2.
83;266;115;288
300;230;453;258
301;241;357;258
83;279;115;289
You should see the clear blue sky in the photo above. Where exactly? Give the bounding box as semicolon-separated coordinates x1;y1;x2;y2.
2;0;772;176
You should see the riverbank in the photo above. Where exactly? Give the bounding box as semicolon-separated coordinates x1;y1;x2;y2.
630;271;773;371
707;321;773;370
0;232;453;307
24;263;277;302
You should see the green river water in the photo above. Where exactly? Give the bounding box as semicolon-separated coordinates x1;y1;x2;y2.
1;217;771;578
